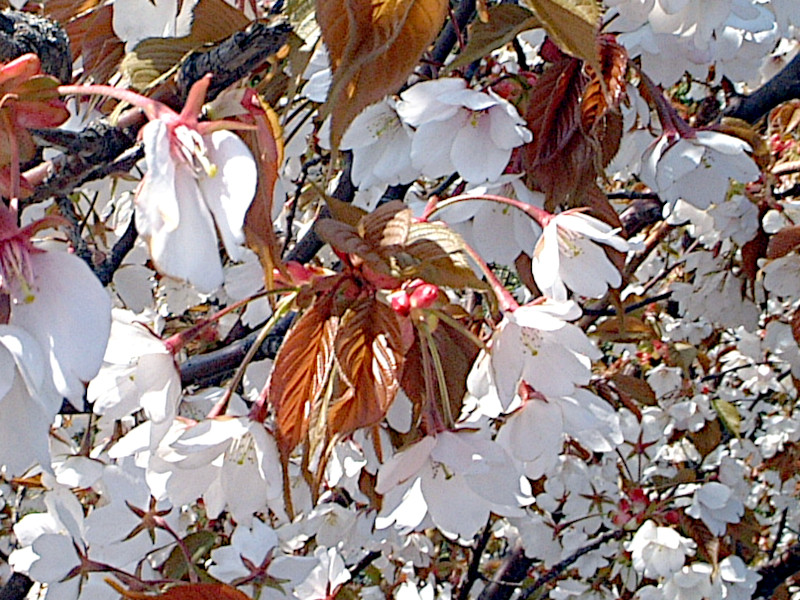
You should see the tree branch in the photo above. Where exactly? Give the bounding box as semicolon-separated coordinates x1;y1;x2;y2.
723;53;800;123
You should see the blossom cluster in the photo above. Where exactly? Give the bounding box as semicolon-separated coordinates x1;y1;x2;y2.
2;1;800;600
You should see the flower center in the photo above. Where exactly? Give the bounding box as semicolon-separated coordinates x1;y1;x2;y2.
0;233;36;304
172;125;218;178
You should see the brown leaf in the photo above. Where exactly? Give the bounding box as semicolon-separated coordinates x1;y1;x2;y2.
269;299;337;456
594;316;655;343
328;298;408;436
767;225;800;259
316;218;381;264
317;0;449;150
741;225;768;284
359;200;411;247
522;53;623;208
124;0;249;90
688;418;722;459
448;4;541;71
581;35;627;131
63;4;125;87
243;95;286;287
610;373;657;406
763;441;800;482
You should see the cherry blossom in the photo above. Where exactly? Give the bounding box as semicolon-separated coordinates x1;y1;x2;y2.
328;98;419;190
466;300;600;415
396;77;531;183
375;431;533;540
626;520;697;579
640;131;759;210
87;309;180;445
208;519;317;599
496;389;623;479
532;211;632;301
61;75;258;293
683;482;744;535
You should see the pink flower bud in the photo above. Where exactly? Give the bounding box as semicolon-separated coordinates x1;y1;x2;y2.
409;283;439;309
390;291;411;317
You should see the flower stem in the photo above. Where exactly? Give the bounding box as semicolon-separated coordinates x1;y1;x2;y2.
425;192;552;226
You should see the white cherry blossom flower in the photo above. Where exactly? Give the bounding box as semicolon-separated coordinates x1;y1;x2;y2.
0;208;110;475
640;131;759;210
209;519;317;599
334;99;419;190
466;300;600;415
136;116;257;293
435;176;544;266
375;431;532;540
496;389;623;479
88;309;180;445
717;555;760;600
684;482;744;535
294;547;351;600
626;520;696;579
62;76;258;293
396;77;531;183
151;416;284;525
532;211;631;301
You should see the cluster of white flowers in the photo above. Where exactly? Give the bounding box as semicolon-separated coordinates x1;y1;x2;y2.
5;1;800;599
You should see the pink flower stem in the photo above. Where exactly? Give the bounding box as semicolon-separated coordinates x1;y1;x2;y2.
460;237;520;313
425;192;552;226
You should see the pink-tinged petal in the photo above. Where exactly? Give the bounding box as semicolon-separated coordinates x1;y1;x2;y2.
12;251;110;404
137;353;180;423
199;130;257;262
439;88;497;111
498;399;562;466
532;222;564;300
488;104;531;150
375;476;428;531
138;165;224;293
487;320;527;407
0;339;15;401
137;121;180;233
397;78;466;126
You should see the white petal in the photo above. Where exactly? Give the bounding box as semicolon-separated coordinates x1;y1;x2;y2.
13;251;110;403
138;165;224;293
200;130;257;262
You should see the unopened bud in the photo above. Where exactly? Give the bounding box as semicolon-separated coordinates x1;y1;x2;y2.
390;291;411;317
409;283;439;309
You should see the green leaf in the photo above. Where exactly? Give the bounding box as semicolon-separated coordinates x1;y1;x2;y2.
161;531;218;580
449;5;541;71
522;0;602;70
713;399;741;438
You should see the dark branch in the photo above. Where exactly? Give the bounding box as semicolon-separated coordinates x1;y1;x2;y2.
0;573;32;600
755;542;800;599
179;313;294;388
0;8;71;82
723;53;800;123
